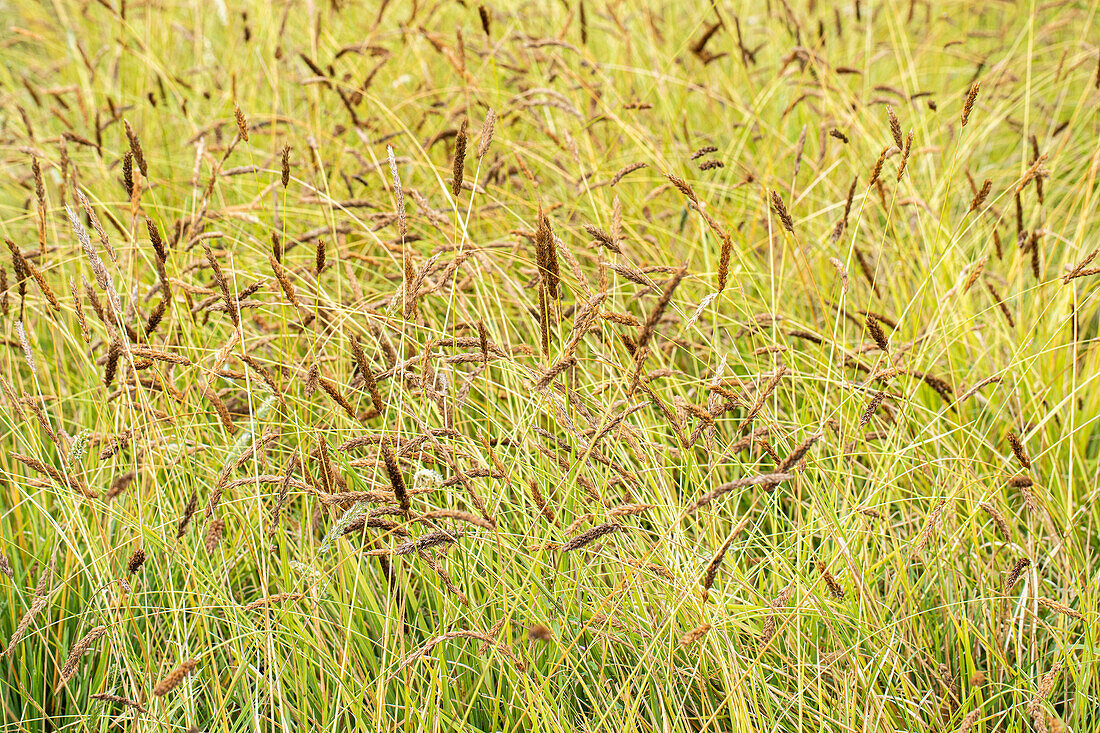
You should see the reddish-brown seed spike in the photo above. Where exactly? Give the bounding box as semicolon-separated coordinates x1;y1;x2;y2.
702;515;752;597
860;391;886;427
315;238;326;276
816;560;844;599
979;502;1010;541
896;130;913;181
1003;556;1030;593
127;547;146;574
535;206;560;301
865;314;890;352
970;179;992;211
961;81;980;127
451;119;468;197
1007;430;1032;470
281;145;290;188
666;172;698;202
869;146;888;185
153;659;198;696
176;490;198;539
887;107;903;148
769;189;794;233
146;218;165;261
561;522;621;552
381;439;409;512
124;120;147;177
234;103;249;141
478;4;491;36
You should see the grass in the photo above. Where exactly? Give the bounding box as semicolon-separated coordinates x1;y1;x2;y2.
0;0;1098;730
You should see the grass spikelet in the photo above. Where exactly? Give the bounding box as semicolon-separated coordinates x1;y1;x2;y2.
204;518;225;553
123;119;147;176
234;102;249;141
862;314;888;353
127;547;145;575
281;144;291;187
970;179;992;211
477;108;496;158
978;502;1010;541
381;439;410;513
152;658;197;696
702;514;752;598
1007;430;1031;470
1003;556;1031;593
859;391;886;427
451;118;468;197
58;625;108;688
176;490;198;539
769;189;794;233
869;146;889;185
679;624;711;645
816;561;844;599
528;480;558;526
778;431;822;472
1037;597;1082;621
393;528;465;555
665;172;698;203
896;130;913;181
956;709;981;733
386;146;406;241
961;81;980;126
611;162;646;186
685;473;793;515
5;595;49;659
90;692;147;714
911;499;946;557
242;592;305;612
887;107;903;148
561;521;621;552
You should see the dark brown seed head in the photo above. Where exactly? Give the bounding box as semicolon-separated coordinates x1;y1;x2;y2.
866;314;890;352
315;238;326;276
769;189;794;233
124;119;147;177
127;547;146;575
451;119;468;197
478;5;491;36
1007;430;1031;470
887;107;903;148
1003;556;1031;593
280;145;291;188
122;152;134;196
234;103;249;141
176;490;198;539
666;172;698;202
962;81;980;127
381;439;409;512
535;207;560;300
146;219;165;261
561;521;621;552
970;179;992;211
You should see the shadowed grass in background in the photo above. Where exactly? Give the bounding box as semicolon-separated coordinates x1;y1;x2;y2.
0;0;1098;730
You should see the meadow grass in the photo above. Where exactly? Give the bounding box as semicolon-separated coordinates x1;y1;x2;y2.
0;0;1098;730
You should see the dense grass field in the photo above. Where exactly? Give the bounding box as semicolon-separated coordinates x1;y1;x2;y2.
0;0;1098;730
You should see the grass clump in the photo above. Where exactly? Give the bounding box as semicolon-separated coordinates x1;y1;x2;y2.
0;1;1098;730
